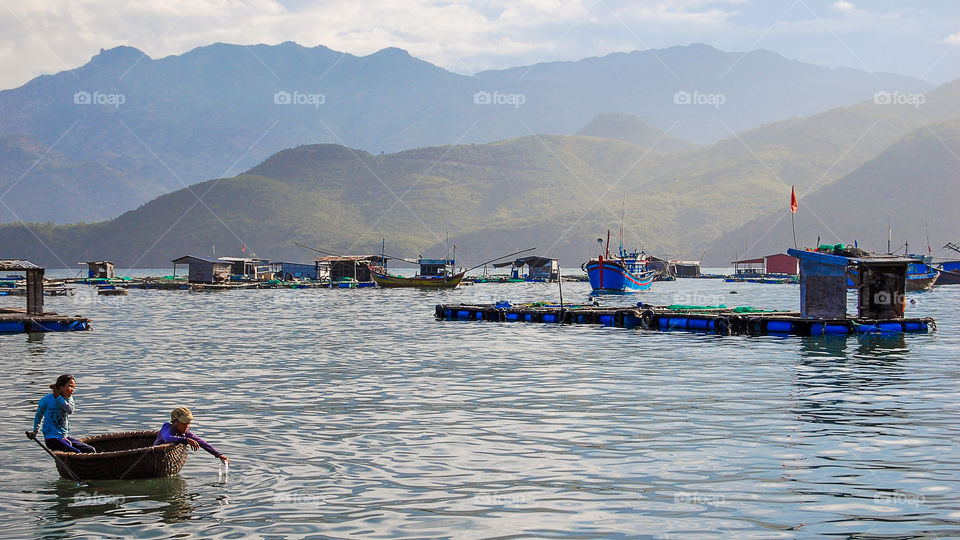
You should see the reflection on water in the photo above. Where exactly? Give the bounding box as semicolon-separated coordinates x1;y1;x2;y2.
41;476;193;527
1;278;958;537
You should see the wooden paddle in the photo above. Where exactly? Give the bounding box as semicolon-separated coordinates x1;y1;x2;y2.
25;431;81;482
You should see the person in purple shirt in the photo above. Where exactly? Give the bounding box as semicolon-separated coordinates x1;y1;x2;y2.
154;407;229;464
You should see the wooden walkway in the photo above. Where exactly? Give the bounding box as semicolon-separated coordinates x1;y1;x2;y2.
0;309;90;333
435;303;935;336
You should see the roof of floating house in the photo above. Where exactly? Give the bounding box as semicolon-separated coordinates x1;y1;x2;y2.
492;256;556;268
787;248;914;267
314;255;384;263
171;255;229;265
0;259;41;270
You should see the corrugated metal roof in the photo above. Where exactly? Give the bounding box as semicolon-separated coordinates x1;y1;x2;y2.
171;255;229;264
0;259;41;270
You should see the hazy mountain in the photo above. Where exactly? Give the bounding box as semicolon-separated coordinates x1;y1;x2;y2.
0;134;157;223
709;118;960;263
576;113;700;153
1;77;956;269
0;42;930;224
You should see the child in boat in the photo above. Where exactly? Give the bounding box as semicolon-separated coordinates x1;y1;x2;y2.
28;374;96;453
154;407;229;464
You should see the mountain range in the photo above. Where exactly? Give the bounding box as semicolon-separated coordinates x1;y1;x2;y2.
0;41;931;225
1;77;956;268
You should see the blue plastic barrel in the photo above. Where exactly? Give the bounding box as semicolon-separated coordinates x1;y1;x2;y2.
506;313;518;321
856;324;879;333
766;321;793;333
668;317;688;330
600;315;613;326
543;314;556;323
457;310;470;319
687;318;709;330
525;314;533;322
825;323;848;334
878;322;903;333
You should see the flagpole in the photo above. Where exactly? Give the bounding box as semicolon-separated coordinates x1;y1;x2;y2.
791;213;798;249
790;186;798;249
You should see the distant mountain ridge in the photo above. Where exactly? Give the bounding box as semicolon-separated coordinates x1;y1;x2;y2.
0;41;931;224
1;78;957;269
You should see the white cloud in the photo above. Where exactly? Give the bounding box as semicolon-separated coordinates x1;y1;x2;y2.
831;1;855;13
944;32;960;45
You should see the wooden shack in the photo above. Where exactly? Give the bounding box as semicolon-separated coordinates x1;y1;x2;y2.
315;255;384;283
171;255;232;284
732;253;798;276
81;261;114;279
493;256;559;281
0;259;44;315
0;259;89;333
671;260;702;278
788;248;911;319
270;261;318;281
219;257;271;279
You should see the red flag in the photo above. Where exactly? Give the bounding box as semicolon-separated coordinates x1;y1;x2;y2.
241;243;246;253
790;186;798;214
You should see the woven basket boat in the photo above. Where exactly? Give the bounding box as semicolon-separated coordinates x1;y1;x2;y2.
52;430;189;480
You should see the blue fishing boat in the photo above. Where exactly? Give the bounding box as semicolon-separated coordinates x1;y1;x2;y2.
583;231;655;292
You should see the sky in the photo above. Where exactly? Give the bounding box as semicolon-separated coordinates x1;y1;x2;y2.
0;0;957;90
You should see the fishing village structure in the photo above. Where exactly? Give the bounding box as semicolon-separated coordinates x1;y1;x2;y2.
727;253;798;282
0;259;89;333
436;247;935;337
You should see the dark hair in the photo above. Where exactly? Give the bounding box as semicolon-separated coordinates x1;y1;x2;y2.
50;373;75;391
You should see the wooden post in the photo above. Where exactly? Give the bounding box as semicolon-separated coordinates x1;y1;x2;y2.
26;268;44;316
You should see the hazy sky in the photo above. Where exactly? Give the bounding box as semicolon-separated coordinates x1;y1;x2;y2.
1;0;957;89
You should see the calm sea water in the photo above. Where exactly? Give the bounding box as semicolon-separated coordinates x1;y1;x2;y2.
1;271;958;538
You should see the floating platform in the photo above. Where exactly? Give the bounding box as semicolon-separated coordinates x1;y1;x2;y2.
0;309;90;333
435;303;936;336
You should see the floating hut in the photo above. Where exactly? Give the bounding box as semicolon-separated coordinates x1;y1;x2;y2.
0;259;89;333
731;253;798;277
171;255;232;284
81;261;114;279
491;256;559;282
218;257;271;280
435;248;934;337
314;255;384;287
269;261;319;281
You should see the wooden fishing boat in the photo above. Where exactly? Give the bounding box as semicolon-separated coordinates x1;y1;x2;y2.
582;231;655;292
97;285;128;296
369;265;465;289
50;431;189;480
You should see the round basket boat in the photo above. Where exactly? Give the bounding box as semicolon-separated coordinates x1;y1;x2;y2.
52;430;189;480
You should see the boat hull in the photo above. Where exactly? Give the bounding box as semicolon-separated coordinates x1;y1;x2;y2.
585;260;654;292
52;431;189;480
370;268;464;289
905;271;938;291
935;268;960;285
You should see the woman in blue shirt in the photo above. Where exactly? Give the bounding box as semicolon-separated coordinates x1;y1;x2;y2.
28;374;96;453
